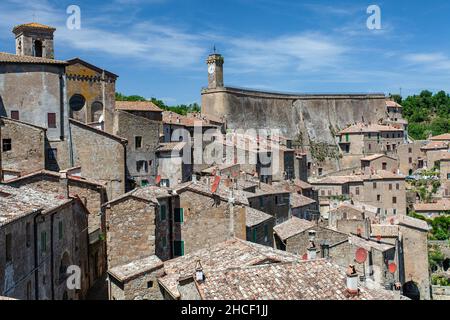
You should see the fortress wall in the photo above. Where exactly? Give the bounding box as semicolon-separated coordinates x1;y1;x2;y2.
202;87;387;145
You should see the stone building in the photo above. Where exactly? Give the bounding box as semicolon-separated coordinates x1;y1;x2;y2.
66;58;118;133
245;207;274;247
113;103;163;189
371;215;431;300
290;193;318;221
103;186;175;268
413;199;450;219
156;142;193;188
360;154;398;174
69;119;127;200
172;181;247;256
312;170;407;217
0;117;46;180
246;183;291;225
110;238;399;300
0;184;90;300
397;141;427;176
5;170;108;286
337;123;405;156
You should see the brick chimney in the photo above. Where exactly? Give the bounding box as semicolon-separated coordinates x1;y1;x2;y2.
346;265;359;296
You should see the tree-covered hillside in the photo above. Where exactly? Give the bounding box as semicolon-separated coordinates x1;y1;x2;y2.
392;90;450;140
115;92;201;116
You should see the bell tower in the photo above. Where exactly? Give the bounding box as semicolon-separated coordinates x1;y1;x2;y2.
12;23;56;59
207;53;224;89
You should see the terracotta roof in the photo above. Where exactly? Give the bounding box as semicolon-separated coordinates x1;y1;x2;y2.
246;207;273;227
329;203;365;220
360;154;396;162
413;199;450;212
386;100;403;108
158;238;299;299
349;235;394;252
105;185;174;206
430;133;450;141
12;22;56;33
421;141;449;151
312;176;359;185
156;142;187;152
4;170;105;188
108;255;163;283
394;215;430;231
0;52;67;65
0;185;70;227
338;123;403;134
163;111;215;127
291;193;316;208
69;119;127;144
196;259;398;300
273;217;315;241
115;101;163;112
273;180;313;193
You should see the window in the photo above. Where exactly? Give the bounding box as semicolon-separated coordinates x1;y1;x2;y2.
408;148;412;154
58;221;63;240
26;222;31;248
382;162;387;170
136;160;148;173
377;195;381;202
252;228;257;242
264;224;269;242
160;179;170;187
275;196;279;205
393;209;397;215
6;233;12;262
321;190;325;196
368;143;372;151
135;136;142;149
328;190;332;196
355;187;360;196
141;180;149;187
318;168;323;176
393;197;397;204
160;205;167;221
396;183;400;190
373;182;377;189
173;241;184;257
174;208;184;223
34;40;43;57
389;184;392;190
147;281;154;289
40;231;47;254
345;134;350;142
47;113;56;128
447;174;450;180
2;139;12;152
47;148;57;163
409;157;412;164
11;111;19;120
259;197;264;208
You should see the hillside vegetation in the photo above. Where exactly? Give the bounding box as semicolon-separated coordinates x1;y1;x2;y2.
393;90;450;140
115;92;201;116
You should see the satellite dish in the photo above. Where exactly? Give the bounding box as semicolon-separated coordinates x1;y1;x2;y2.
388;263;397;274
355;247;368;264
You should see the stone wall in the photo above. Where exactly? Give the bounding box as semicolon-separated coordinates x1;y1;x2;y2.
109;267;165;300
0;118;45;176
69;119;126;200
176;190;246;255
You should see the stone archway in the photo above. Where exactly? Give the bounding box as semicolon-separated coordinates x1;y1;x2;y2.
69;94;86;122
403;281;420;300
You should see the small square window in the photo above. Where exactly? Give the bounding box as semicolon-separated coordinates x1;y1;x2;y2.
377;195;381;202
11;111;19;120
147;281;154;288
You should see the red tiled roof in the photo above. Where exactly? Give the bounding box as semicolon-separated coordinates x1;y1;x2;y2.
115;101;163;112
0;52;67;65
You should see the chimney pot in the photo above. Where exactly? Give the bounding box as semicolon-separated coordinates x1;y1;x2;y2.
346;265;359;296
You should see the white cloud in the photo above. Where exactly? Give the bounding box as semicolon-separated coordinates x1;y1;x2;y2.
404;52;450;71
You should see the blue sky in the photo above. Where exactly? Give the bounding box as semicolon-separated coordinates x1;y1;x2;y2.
1;0;450;105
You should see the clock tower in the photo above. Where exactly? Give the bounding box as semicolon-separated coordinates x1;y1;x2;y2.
207;53;224;89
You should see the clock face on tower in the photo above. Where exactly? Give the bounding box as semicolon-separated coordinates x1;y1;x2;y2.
208;63;215;75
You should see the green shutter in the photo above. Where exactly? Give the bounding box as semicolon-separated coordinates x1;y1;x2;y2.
174;241;185;257
175;208;184;223
345;134;349;142
41;231;47;253
160;205;167;221
252;228;257;242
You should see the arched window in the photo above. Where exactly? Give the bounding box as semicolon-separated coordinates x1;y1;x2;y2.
91;101;103;123
34;40;43;57
69;94;86;122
